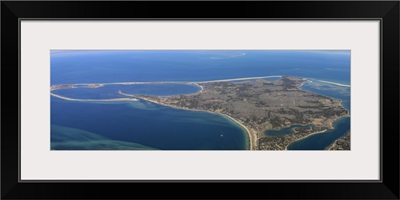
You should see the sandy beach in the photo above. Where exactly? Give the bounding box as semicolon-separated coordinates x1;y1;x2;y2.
67;75;283;86
136;96;254;150
193;83;204;93
315;80;350;87
50;92;138;102
219;113;254;150
50;75;346;151
325;141;337;150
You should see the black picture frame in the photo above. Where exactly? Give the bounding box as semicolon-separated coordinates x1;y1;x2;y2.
2;1;399;199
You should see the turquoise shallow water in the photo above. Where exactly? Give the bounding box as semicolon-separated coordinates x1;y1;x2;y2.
51;50;350;150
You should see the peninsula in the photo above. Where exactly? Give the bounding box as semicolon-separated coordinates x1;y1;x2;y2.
327;131;351;150
50;76;349;150
135;76;349;150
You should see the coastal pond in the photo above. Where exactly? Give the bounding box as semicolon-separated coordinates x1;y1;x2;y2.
264;124;314;137
51;50;350;150
261;80;351;150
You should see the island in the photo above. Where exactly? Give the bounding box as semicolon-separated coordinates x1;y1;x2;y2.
135;76;349;150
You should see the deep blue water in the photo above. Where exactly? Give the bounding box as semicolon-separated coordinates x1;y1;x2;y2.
284;80;351;150
51;97;248;150
51;50;350;85
51;50;350;150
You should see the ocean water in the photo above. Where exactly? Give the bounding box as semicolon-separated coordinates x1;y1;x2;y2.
51;50;350;85
51;97;248;150
264;124;314;137
51;50;351;150
287;117;350;150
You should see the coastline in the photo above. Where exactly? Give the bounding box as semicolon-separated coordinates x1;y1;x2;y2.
51;76;349;151
284;115;350;150
325;130;351;150
55;75;283;86
219;113;254;150
285;129;328;150
314;79;350;88
300;80;350;124
136;96;254;150
193;83;204;93
325;141;337;150
51;92;138;102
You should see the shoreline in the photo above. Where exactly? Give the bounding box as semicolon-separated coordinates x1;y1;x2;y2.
51;75;349;151
51;93;138;102
193;83;204;93
285;129;328;150
325;141;336;150
51;76;349;92
314;79;350;87
325;130;351;150
136;96;254;150
301;80;350;120
219;113;254;150
284;115;350;150
52;75;284;86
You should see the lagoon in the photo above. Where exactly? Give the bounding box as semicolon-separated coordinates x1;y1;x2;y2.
264;124;313;137
51;50;351;150
287;117;350;150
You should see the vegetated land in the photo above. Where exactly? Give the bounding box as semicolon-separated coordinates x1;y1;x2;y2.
327;131;351;150
137;76;349;150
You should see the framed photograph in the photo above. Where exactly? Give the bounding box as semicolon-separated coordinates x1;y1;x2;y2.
2;1;399;199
